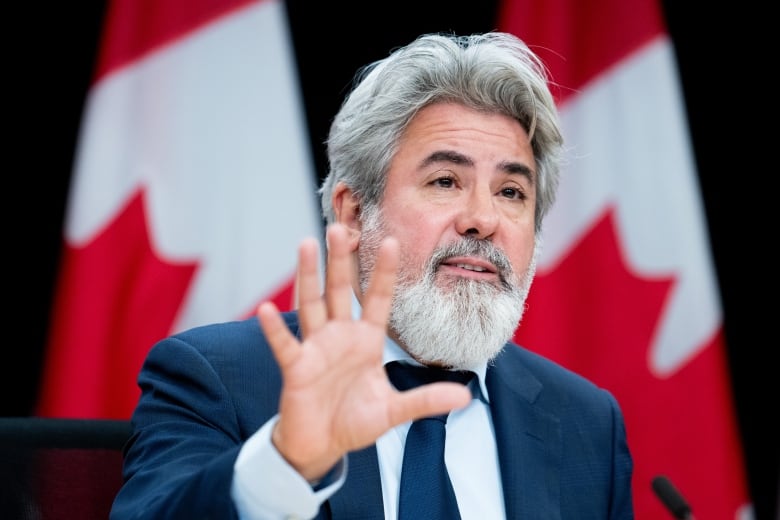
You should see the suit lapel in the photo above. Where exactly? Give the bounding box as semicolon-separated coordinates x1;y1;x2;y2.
487;346;562;520
326;445;384;519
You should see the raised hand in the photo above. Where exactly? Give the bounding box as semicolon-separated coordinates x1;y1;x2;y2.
256;223;471;481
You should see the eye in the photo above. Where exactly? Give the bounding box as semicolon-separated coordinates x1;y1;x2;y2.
500;186;526;200
429;171;457;189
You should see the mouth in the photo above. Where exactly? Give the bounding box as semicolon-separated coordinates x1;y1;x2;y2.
438;257;498;280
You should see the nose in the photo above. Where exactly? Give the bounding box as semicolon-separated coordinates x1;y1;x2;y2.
454;188;499;240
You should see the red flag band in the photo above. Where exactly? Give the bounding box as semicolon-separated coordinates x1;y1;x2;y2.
36;0;322;419
499;0;751;518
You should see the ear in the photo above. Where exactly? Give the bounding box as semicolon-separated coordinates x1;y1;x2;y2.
331;182;361;250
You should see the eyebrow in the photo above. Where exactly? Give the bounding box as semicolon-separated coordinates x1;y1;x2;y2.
420;150;535;186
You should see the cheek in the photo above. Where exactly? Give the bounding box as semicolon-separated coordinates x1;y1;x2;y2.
396;227;438;272
515;249;535;272
383;206;446;267
502;232;535;276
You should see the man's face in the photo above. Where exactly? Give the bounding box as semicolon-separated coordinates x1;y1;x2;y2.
356;102;539;368
379;102;536;293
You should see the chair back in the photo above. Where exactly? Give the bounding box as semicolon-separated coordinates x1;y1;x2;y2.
0;417;132;520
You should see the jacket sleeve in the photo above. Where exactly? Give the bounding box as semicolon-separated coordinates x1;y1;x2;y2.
110;335;245;520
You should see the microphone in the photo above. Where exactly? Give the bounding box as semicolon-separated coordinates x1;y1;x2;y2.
651;475;695;519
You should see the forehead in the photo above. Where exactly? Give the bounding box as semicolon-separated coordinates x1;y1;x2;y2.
393;102;536;179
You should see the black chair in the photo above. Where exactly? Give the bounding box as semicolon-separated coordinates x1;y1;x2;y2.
0;417;132;520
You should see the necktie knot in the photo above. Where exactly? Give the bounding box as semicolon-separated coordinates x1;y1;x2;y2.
385;361;474;392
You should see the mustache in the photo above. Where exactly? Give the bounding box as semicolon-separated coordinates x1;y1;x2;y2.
428;238;514;287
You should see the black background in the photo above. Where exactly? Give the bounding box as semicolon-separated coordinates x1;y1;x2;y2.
8;1;777;518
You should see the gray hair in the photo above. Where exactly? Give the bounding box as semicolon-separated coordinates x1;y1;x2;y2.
318;31;564;233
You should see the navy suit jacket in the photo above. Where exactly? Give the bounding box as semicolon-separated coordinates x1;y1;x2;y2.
110;312;634;519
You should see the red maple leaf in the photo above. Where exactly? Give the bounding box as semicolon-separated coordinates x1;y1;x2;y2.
38;189;198;419
514;206;749;519
38;187;298;420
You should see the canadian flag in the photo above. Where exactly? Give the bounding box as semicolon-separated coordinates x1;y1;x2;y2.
499;0;752;518
36;0;321;419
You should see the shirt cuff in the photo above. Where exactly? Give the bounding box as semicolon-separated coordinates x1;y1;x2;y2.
231;415;346;520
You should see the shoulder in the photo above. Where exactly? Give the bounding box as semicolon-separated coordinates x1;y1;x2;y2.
147;311;301;362
491;342;621;411
136;311;301;419
178;311;300;344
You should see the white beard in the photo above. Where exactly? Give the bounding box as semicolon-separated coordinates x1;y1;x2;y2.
358;207;538;370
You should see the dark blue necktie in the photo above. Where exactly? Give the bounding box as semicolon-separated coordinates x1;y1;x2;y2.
385;361;474;520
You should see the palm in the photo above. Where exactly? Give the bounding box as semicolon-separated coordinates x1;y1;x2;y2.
257;224;470;481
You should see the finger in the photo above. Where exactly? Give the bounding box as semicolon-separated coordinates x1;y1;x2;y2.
361;236;399;328
257;301;302;370
296;237;327;337
389;383;472;425
324;224;355;321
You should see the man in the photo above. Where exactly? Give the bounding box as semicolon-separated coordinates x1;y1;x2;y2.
111;32;634;519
